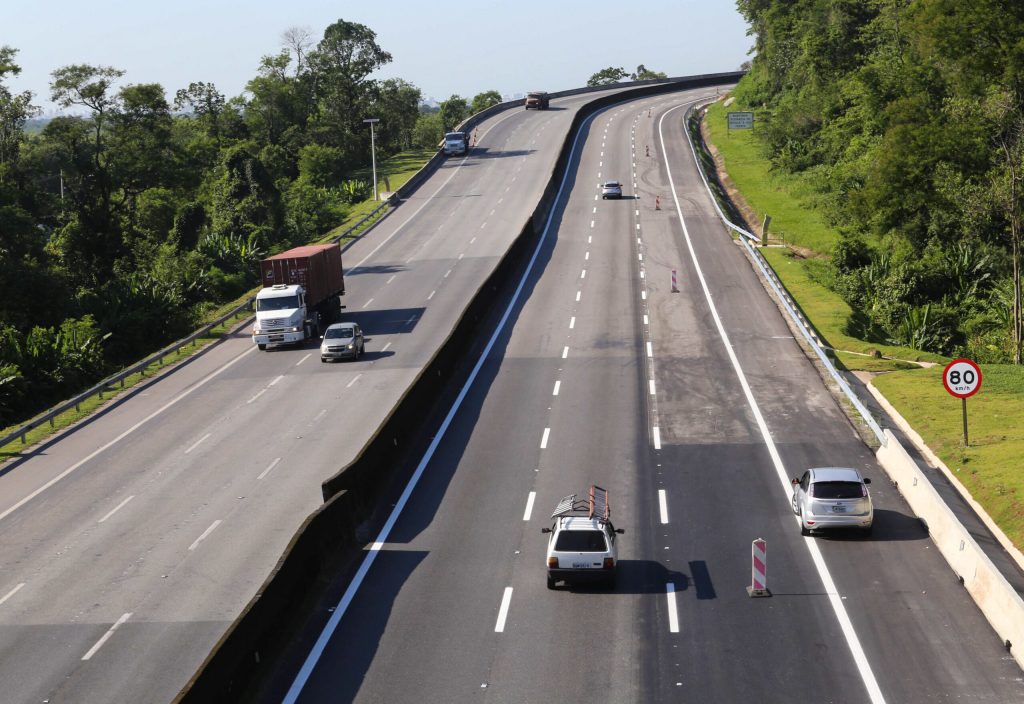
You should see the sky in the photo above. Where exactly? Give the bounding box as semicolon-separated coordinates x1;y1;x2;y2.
6;0;753;115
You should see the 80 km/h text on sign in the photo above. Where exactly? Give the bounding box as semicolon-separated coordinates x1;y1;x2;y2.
942;358;982;399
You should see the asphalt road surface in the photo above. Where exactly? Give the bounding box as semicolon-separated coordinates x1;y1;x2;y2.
0;85;677;704
283;93;1024;703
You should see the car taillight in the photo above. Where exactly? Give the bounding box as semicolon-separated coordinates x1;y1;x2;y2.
548;557;558;568
603;558;614;570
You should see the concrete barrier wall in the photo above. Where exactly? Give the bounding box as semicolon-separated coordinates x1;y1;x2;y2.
876;430;1024;667
176;73;742;702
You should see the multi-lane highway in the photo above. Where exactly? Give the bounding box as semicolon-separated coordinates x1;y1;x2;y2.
0;85;668;704
281;93;1024;703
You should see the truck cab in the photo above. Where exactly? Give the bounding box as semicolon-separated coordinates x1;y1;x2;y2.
444;131;468;156
525;91;550;110
253;284;313;349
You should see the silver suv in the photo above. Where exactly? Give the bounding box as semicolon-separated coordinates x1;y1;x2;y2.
601;181;623;199
542;486;623;589
320;322;364;362
791;467;873;536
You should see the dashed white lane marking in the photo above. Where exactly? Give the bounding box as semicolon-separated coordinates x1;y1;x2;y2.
81;612;132;661
489;209;495;216
594;194;598;200
597;172;601;179
562;346;569;359
659;490;669;524
498;198;503;204
269;374;284;387
641;291;647;300
636;209;640;216
636;223;641;230
601;151;604;157
188;520;222;551
647;342;653;357
458;253;464;260
296;353;311;366
523;492;536;521
640;270;646;279
576;291;581;302
444;269;452;278
653;426;661;450
590;220;595;228
588;235;592;244
585;251;590;261
427;290;436;300
638;253;643;261
313;409;327;422
247;388;267;404
580;269;586;279
184;433;211;455
362;298;374;309
593;207;597;213
386;275;396;284
553;381;561;396
470;237;476;244
666;584;680;632
643;314;649;325
381;342;392;352
599;161;603;167
258;457;282;480
569;317;576;329
649;380;656;396
480;222;487;229
346;374;363;388
98;495;135;523
0;582;25;606
495;587;513;632
664;100;887;704
540;428;551;449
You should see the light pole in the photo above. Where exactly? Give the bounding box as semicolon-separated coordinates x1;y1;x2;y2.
363;118;380;201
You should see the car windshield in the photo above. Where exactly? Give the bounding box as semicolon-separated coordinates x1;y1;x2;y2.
446;134;462;141
325;327;354;339
257;295;299;311
605;182;620;188
811;481;864;499
554;530;608;552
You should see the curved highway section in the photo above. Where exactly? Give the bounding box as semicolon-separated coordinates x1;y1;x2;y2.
280;92;1024;703
0;85;672;704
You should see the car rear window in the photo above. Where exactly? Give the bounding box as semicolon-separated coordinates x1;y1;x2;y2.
811;481;864;499
554;530;608;552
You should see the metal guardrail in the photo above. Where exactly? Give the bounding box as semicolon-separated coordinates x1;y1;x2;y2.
681;101;886;445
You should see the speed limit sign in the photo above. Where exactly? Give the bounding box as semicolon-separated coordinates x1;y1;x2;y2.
942;358;982;398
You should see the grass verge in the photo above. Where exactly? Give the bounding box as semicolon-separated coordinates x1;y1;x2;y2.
703;94;1024;550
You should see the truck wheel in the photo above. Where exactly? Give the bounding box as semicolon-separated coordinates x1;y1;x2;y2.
258;344;267;351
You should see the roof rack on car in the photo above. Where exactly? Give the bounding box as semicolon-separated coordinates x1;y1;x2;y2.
551;485;610;522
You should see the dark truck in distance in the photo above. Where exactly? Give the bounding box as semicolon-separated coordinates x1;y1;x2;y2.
525;91;550;109
252;243;345;350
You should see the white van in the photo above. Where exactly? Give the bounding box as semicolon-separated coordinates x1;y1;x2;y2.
444;131;468;156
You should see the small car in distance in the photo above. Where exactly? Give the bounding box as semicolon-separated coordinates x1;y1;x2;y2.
320;322;364;362
542;486;623;589
601;181;623;199
792;467;873;536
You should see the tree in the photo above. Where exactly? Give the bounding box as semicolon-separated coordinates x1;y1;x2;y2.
470;90;502;115
630;65;668;81
439;95;468;132
586;67;628;87
371;78;422;153
0;46;38;176
174;81;226;141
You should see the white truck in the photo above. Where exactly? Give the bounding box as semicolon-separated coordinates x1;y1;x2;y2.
444;131;469;156
252;243;345;350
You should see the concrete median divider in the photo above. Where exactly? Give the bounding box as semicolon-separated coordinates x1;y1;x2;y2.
175;72;743;702
876;430;1024;668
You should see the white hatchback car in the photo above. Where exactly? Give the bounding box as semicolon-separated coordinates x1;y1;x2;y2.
542;486;623;589
791;467;873;536
601;181;623;199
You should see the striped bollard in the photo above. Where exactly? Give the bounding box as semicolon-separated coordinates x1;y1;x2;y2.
747;538;770;597
671;270;679;293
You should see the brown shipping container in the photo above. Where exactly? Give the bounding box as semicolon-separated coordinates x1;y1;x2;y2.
259;244;345;305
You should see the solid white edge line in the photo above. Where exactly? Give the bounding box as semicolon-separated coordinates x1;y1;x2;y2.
258;457;281;480
666;583;680;633
98;495;135;524
184;433;211;455
188;519;222;551
0;582;25;606
81;612;132;661
658;489;669;524
540;428;551;449
0;346;257;525
283;96;648;704
523;492;536;521
659;102;887;704
653;426;661;450
495;587;514;632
